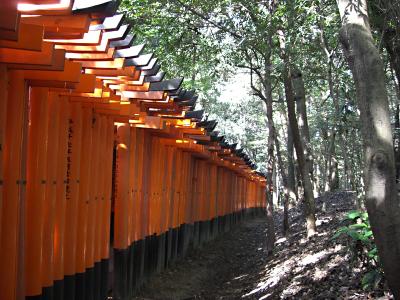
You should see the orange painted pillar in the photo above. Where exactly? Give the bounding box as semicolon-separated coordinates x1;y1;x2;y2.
148;136;160;236
128;126;137;247
25;87;49;297
0;65;8;244
94;115;106;270
41;91;61;294
209;164;217;221
155;138;164;236
0;71;27;300
181;153;191;226
165;147;175;231
172;149;182;230
114;123;130;249
141;131;152;240
163;146;174;233
53;96;70;295
74;105;93;298
134;129;145;242
113;122;130;299
192;157;200;241
86;109;101;299
63;102;83;299
100;117;114;299
186;153;193;224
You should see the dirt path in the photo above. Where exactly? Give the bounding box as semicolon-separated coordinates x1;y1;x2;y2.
133;192;393;300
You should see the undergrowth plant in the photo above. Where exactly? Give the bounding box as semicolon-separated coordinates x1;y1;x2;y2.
332;211;383;290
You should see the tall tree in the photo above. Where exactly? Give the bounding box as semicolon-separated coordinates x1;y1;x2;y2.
278;30;317;237
337;0;400;296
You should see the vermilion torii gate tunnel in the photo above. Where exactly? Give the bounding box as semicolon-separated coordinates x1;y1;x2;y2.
0;1;268;299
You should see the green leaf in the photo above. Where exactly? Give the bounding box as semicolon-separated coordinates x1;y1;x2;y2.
331;226;349;239
368;247;378;259
362;270;382;290
360;212;369;221
349;223;368;229
347;211;361;220
364;230;373;238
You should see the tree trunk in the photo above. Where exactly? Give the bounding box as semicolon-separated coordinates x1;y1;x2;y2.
278;30;317;237
275;134;290;235
325;131;336;192
287;125;298;207
292;68;314;185
261;55;276;255
338;0;400;296
319;22;342;192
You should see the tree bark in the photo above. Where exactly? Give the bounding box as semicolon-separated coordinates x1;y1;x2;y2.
287;119;298;207
278;30;317;237
275;134;290;235
261;61;276;253
338;0;400;296
292;68;315;192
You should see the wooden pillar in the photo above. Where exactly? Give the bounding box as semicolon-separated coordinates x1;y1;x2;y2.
86;109;101;300
72;105;92;299
41;91;61;296
141;131;151;241
0;65;8;245
64;102;83;300
128;126;137;248
113;122;130;300
25;87;49;298
100;117;114;296
134;128;144;242
0;71;27;300
53;95;70;297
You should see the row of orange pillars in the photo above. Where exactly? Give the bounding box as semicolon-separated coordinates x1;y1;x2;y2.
0;1;268;299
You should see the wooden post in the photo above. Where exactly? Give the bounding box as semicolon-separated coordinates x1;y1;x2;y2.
0;65;8;245
64;102;83;300
42;91;60;297
25;87;49;298
54;95;70;298
113;122;130;300
0;71;27;300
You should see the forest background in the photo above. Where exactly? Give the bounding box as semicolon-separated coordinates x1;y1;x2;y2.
118;0;400;295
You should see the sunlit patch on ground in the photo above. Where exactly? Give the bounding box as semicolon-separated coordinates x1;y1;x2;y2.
132;192;392;300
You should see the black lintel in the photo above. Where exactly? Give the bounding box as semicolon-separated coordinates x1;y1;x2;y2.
177;96;197;107
89;14;124;31
168;87;183;97
114;44;145;58
103;24;130;41
136;58;158;71
179;90;195;101
124;53;154;67
109;34;135;49
185;110;204;120
140;64;161;76
206;120;218;132
144;72;166;83
149;78;183;91
196;120;209;127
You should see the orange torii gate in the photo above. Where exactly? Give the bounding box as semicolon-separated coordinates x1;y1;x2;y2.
0;1;267;299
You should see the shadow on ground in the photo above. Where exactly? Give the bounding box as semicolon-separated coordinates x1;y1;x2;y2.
132;192;393;300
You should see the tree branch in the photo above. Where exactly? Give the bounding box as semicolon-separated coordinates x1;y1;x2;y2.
250;67;267;102
171;0;243;39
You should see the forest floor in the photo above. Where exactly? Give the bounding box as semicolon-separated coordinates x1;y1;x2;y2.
132;191;393;300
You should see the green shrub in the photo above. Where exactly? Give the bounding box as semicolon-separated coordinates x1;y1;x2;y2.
332;210;383;290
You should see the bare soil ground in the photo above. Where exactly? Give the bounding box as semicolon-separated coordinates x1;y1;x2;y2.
132;192;393;300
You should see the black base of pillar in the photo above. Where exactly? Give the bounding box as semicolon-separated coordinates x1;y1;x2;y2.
42;285;54;300
113;248;129;300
